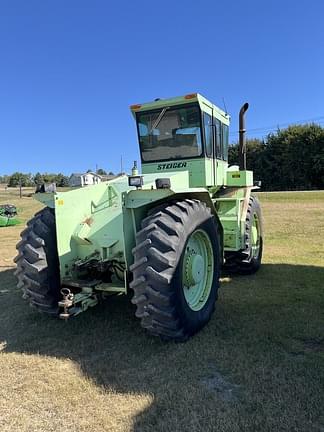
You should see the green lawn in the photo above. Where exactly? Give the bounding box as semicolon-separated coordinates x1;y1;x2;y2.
0;190;323;432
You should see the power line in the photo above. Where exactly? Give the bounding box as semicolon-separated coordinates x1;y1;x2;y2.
247;116;324;133
243;120;324;138
229;115;324;137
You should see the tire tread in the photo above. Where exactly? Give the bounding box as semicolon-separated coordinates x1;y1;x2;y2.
14;207;60;315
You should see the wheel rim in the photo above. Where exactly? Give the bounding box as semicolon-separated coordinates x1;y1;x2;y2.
182;229;214;311
251;213;261;259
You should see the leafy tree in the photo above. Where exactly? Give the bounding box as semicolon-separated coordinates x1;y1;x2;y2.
3;124;324;192
33;172;44;185
54;173;69;187
32;172;69;187
97;168;107;176
8;172;33;187
229;124;324;190
0;174;10;185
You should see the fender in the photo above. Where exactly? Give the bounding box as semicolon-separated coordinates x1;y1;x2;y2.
123;189;224;269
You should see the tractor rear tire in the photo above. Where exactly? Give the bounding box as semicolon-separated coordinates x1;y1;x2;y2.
224;196;263;275
130;199;221;342
14;207;60;315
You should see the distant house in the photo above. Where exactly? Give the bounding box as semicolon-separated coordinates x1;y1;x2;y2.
69;172;102;187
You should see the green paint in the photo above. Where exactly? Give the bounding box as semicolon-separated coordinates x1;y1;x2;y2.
131;93;230;126
0;215;20;227
182;229;214;311
226;170;253;187
133;93;232;189
30;93;261;314
0;205;20;227
251;212;261;259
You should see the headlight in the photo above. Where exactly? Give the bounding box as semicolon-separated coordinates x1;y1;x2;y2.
128;175;144;188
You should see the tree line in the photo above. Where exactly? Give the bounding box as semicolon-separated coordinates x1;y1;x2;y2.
1;125;323;191
0;168;115;188
229;124;324;190
0;172;70;187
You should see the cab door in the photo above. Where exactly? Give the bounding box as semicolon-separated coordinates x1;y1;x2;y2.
212;117;229;186
202;111;215;186
213;117;223;185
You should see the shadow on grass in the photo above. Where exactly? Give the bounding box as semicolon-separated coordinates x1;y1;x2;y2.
0;264;324;431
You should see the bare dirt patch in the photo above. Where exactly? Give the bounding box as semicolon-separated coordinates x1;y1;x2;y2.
201;368;240;402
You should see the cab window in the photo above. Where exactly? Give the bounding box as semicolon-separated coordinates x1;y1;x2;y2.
214;118;222;158
203;113;213;157
137;105;203;162
222;124;229;161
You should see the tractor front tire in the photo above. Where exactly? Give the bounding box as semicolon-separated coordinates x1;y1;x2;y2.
130;199;220;342
224;196;263;275
14;207;60;315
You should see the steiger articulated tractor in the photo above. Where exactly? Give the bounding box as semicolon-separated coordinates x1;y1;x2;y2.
15;93;263;341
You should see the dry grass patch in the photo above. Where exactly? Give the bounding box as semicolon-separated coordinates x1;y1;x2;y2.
0;190;323;431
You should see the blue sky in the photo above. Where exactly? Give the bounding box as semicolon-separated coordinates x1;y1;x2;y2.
1;0;324;175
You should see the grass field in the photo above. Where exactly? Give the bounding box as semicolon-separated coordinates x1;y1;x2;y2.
0;189;323;432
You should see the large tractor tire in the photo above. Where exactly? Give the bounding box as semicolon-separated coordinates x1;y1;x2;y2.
224;196;263;275
14;207;60;315
130;199;221;342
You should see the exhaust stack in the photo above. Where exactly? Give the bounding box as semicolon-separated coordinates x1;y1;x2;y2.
239;102;249;170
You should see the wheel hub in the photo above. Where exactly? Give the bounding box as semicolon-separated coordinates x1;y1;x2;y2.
184;253;205;286
182;229;214;312
251;213;260;259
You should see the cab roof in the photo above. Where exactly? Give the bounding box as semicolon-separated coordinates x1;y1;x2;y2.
130;93;230;125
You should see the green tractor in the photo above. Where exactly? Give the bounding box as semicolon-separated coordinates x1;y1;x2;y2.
15;93;263;341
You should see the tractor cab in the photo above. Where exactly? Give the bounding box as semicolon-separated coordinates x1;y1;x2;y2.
130;93;230;188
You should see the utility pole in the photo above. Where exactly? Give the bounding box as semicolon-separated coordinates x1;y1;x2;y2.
120;155;123;174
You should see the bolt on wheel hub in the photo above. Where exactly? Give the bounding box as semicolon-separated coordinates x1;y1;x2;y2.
184;253;205;286
251;213;261;259
182;229;214;311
